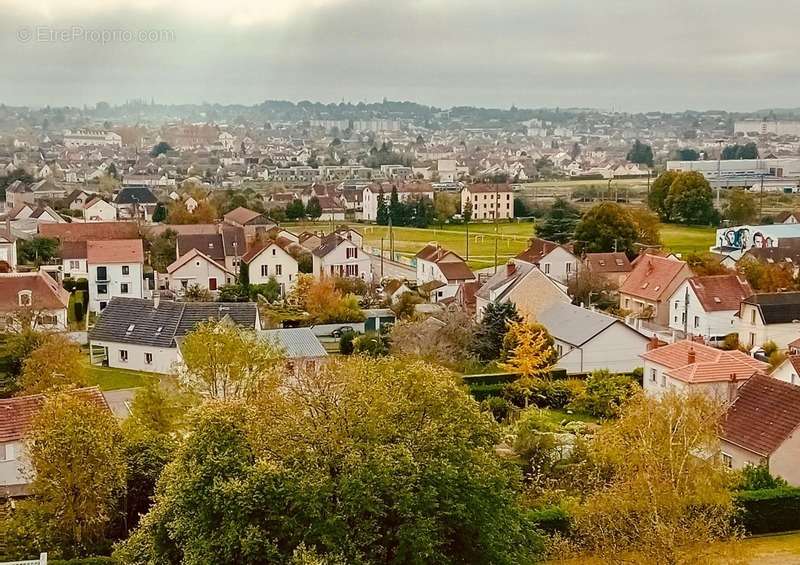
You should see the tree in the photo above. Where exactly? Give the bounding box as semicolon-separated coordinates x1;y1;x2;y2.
3;393;126;559
724;189;758;225
285;199;306;221
250;277;282;303
738;257;796;292
536;198;581;243
389;307;476;369
574;202;638;254
566;391;737;564
433;192;458;226
1;311;48;393
628;208;662;248
626;139;654;167
376;188;389;225
184;284;214;302
390;291;423;319
305;278;364;324
664;171;718;225
148;228;178;273
127;379;195;435
166;199;217;225
178;321;284;399
306;196;322;220
239;259;250;289
675;148;700;161
287;273;315;309
114;357;542;564
722;142;758;160
568;268;617;308
151;202;167;223
150;141;172;157
470;301;521;362
389;185;402;225
19;333;87;394
569;370;638;418
499;320;557;378
17;237;59;266
648;170;678;220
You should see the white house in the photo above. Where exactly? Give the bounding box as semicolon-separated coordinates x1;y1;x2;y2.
312;233;372;280
60;240;89;279
414;244;475;302
771;355;800;386
475;260;571;321
641;340;769;400
0;271;70;331
83;197;118;222
667;274;753;341
737;292;800;350
241;240;299;296
166;248;235;295
514;238;579;285
536;303;650;374
461;183;514;221
87;239;145;312
89;297;259;373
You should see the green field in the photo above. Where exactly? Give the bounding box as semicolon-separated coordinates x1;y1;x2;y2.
286;221;716;268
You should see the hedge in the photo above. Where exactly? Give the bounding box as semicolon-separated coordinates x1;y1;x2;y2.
530;505;572;536
462;369;569;387
0;559;117;565
467;382;506;401
735;486;800;535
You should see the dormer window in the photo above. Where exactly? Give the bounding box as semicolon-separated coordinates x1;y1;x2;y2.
18;290;31;307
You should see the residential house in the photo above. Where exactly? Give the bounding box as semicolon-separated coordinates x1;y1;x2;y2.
317;196;346;221
114;185;158;221
0;271;70;331
536;303;649;374
415;244;476;301
0;387;110;497
89;297;259;373
618;255;693;326
770;355;800;386
460;183;514;221
260;327;327;374
40;221;139;242
737;292;800;350
61;240;88;279
475;261;571;321
583;252;632;286
641;340;768;399
0;225;17;271
298;231;322;251
775;211;800;224
223;206;276;245
241;240;299;295
514;238;579;284
174;226;247;273
741;246;800;277
87;239;145;312
668;274;753;340
166;248;235;295
720;374;800;485
63;188;94;211
83;197;117;222
312;233;371;280
5;179;34;209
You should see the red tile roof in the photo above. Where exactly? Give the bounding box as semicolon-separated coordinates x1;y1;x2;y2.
60;240;88;260
584;252;632;274
40;221;139;241
641;340;769;384
515;238;574;265
619;255;689;301
241;239;292;263
415;244;465;263
166;247;232;275
687;274;753;312
437;261;475;282
86;239;144;264
722;374;800;456
223;206;265;226
0;386;109;443
0;271;70;312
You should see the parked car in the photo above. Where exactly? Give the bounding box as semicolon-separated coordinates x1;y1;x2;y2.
331;326;355;338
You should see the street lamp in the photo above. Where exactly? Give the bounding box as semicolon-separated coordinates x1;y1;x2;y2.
716;138;725;207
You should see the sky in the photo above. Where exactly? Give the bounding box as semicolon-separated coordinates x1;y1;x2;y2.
1;0;798;112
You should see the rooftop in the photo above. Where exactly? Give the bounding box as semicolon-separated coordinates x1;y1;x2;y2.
86;239;144;264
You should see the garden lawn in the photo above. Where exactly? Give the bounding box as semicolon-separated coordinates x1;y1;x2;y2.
83;359;161;391
539;408;600;427
659;224;716;255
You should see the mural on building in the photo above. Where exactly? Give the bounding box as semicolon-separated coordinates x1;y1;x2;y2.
718;226;778;251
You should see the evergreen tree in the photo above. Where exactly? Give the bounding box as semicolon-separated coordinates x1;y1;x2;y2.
376;188;389;225
626;139;654;167
389;185;402;225
305;196;322;220
536;198;581;243
470;302;521;362
285;199;306;220
239;260;250;289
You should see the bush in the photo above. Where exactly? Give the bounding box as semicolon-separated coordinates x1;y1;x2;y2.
72;300;84;323
339;330;357;355
735;486;800;534
468;382;506;401
569;370;638;418
62;278;89;292
50;558;118;565
353;332;389;357
503;377;579;409
530;505;572;536
480;396;513;422
735;464;788;491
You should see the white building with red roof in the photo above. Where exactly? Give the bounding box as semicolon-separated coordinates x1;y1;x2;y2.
619;254;693;327
641;339;769;399
87;239;145;312
460;183;514;221
0;271;70;331
166;248;235;296
415;244;476;302
241;239;299;296
667;274;753;341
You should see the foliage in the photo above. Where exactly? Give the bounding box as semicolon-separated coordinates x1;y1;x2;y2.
178;321;284;399
126;379;196;435
664;171;719;225
503;377;580;409
150;141;172;157
573;202;638;254
376;188;389;225
389;290;423;319
737;256;796;292
648;170;678;220
734;487;800;535
724;189;758;225
250;278;282;303
338;329;357;355
3;393;126;559
674;148;701;161
389;307;476;369
115;356;542;564
331;275;368;297
626;139;654;167
151;202;167;223
567;268;617;309
628;207;662;247
499;320;557;378
303;278;365;324
480;396;514;423
147;228;178;273
183;284;213;302
217;284;248;302
166;199;217;224
735;464;788;492
352;331;390;356
722;142;758;160
568;370;638;418
305;196;322;220
685;251;731;276
530;505;572;536
470;301;521;362
535;198;581;243
433;192;458;225
1;315;48;390
287;273;314;309
285;199;306;220
565;391;737;564
17;236;59;265
19;333;87;394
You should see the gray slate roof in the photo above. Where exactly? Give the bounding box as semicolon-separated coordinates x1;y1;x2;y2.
537;303;637;347
89;297;258;348
260;328;328;359
115;186;158;205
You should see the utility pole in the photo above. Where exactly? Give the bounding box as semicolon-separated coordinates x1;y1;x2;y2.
493;183;499;274
380;237;384;278
760;174;765;218
716;138;724;208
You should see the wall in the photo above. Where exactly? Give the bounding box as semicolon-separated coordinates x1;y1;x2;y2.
169;257;232;294
247;245;298;294
554;323;648;374
88;261;144;312
0;440;29;488
770;431;800;486
668;282;738;338
93;340;177;374
313;240;371;280
538;246;579;284
720;440;765;472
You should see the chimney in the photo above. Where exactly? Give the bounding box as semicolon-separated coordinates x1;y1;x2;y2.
647;335;662;351
728;373;738;404
506;261;516;276
153;291;160;309
687;347;696;365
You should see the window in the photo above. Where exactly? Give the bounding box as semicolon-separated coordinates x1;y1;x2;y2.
0;443;12;462
145;352;153;365
122;265;130;275
661;373;666;387
69;260;80;270
96;266;108;280
121;283;129;294
97;284;108;295
694;316;699;328
272;248;276;255
722;453;733;468
624;298;630;308
749;332;755;347
346;247;358;259
650;368;656;382
566;263;572;274
544;263;550;274
261;265;268;277
750;309;756;324
17;290;31;307
275;264;282;276
119;350;128;362
346;264;359;277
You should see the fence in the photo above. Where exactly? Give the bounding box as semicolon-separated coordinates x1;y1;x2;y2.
2;554;47;565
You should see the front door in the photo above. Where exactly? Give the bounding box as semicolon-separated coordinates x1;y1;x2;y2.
209;277;218;291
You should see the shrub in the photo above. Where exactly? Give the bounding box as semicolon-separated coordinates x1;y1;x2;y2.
569;370;638;418
503;377;579;409
72;300;84;323
468;382;506;401
480;396;513;422
353;332;389;357
735;486;800;534
339;330;357;355
530;505;572;536
50;558;118;565
735;464;788;491
762;340;779;357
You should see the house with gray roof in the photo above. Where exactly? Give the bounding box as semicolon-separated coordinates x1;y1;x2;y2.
536;302;649;374
261;327;328;375
89;296;259;373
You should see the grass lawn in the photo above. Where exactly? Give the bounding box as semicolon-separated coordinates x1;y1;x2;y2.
82;358;161;391
538;408;600;427
660;224;716;255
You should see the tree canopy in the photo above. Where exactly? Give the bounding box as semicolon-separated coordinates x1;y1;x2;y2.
536;198;581;243
574;202;639;254
723;189;758;225
626;139;654;167
664;171;718;225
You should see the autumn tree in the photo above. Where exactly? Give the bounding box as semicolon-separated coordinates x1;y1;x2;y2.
115;357;542;564
389;306;476;369
567;268;618;308
2;393;126;559
433;192;458;226
19;333;87;394
499;320;557;378
628;207;662;247
723;189;758;225
738;256;796;291
685;252;732;276
178;321;284;399
573;202;638;254
470;301;521;361
565;391;738;564
303;277;364;323
390;290;423;319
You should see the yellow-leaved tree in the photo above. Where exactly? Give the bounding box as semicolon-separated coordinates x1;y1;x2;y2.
499;319;557;378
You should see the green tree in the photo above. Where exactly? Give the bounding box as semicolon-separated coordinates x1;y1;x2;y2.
17;237;59;265
285;199;306;220
574;202;639;254
626;139;654;167
629;208;662;247
239;259;250;288
723;189;758;225
115;357;542;564
648;170;678;220
433;192;458;226
150;141;172;157
665;171;718;225
184;284;213;302
152;203;167;223
536;198;581;243
19;333;87;394
675;148;701;161
305;196;322;220
376;188;389;225
411;196;435;228
470;301;521;362
148;228;177;273
389;185;402;225
722;142;758;160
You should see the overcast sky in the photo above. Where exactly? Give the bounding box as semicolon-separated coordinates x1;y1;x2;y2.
1;0;797;112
